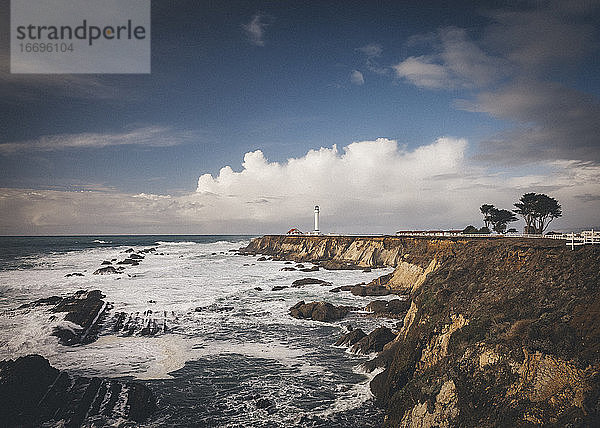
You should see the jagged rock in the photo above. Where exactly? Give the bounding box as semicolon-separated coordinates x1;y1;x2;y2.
320;260;362;270
111;309;173;336
139;247;156;253
300;266;319;272
295;264;305;268
65;272;84;277
272;286;288;291
93;266;119;275
291;278;332;287
350;284;390;296
0;355;156;426
365;299;410;317
289;301;356;322
350;326;396;354
255;398;274;409
19;295;63;309
284;261;293;264
129;254;144;260
329;285;354;293
335;328;367;346
280;267;297;271
257;257;268;261
52;290;108;345
117;259;139;265
101;260;112;265
363;268;372;272
124;248;135;253
254;287;263;291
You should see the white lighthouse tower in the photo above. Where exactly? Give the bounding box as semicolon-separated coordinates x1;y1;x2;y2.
314;205;320;234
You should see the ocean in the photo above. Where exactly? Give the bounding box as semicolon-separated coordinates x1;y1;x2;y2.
0;235;395;427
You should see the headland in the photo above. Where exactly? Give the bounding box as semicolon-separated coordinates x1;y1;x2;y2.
243;234;600;427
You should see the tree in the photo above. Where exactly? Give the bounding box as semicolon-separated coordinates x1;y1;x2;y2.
513;193;562;234
480;204;495;229
513;193;538;234
462;225;479;234
533;194;562;233
489;208;517;234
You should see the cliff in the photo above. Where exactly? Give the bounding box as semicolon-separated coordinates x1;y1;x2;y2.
244;235;600;427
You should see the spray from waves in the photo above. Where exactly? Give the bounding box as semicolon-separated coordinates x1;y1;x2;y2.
0;236;390;425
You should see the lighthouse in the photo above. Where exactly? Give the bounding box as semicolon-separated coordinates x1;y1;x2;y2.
314;205;320;234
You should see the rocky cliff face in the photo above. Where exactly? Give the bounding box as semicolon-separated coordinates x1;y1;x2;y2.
244;235;600;427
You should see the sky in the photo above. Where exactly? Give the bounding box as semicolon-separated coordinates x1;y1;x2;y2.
1;0;599;235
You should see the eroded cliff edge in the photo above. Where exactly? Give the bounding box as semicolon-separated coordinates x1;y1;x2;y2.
243;235;600;427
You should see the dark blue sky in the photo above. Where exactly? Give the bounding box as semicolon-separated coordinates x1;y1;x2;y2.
1;0;599;234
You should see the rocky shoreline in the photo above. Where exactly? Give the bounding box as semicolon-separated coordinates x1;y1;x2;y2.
243;235;600;427
2;247;163;427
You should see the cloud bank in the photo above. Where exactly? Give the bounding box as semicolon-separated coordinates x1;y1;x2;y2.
3;138;597;234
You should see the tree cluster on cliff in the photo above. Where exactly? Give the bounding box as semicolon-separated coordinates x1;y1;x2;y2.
478;193;561;234
479;205;517;233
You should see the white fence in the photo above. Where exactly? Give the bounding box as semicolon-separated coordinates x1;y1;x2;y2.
393;230;600;250
564;230;600;249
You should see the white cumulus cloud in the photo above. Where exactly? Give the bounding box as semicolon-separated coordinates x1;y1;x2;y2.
2;138;599;234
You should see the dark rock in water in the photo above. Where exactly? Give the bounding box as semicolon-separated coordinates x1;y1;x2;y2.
19;295;63;309
117;258;139;266
111;309;173;336
65;272;84;277
350;326;396;354
329;285;353;293
148;300;156;304
272;286;289;291
129;253;144;260
300;266;319;272
320;260;362;270
363;267;372;273
139;247;156;254
284;261;293;264
101;260;112;265
295;264;305;268
257;256;268;261
126;381;157;421
350;284;390;296
255;398;274;409
289;301;356;322
0;355;156;426
365;299;410;318
335;328;367;346
254;287;263;291
291;278;332;287
280;267;297;271
124;248;135;253
52;290;108;345
93;266;119;275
